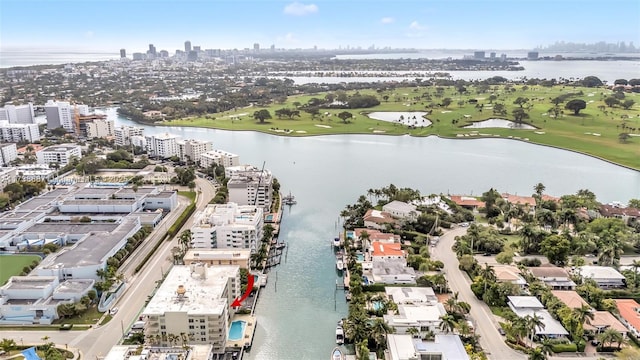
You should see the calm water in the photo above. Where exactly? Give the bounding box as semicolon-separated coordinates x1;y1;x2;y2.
108;108;640;360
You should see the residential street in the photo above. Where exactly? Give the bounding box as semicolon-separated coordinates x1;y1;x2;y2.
0;178;218;359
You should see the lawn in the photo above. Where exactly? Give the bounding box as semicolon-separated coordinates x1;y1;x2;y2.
0;254;41;285
164;84;640;169
178;191;196;203
52;305;104;325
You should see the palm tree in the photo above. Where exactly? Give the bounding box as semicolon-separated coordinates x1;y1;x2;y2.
525;313;545;344
528;346;548;360
0;338;17;353
479;263;496;294
631;260;640;288
406;327;420;338
598;328;624;349
370;318;393;351
439;314;457;334
573;304;594;326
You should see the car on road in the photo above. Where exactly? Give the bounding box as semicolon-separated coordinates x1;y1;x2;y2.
60;323;73;330
498;327;505;336
459;222;469;227
109;307;118;315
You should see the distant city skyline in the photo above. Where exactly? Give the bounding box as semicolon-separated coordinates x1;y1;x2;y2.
1;0;639;52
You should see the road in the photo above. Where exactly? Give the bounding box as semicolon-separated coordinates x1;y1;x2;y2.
0;178;218;359
431;227;527;360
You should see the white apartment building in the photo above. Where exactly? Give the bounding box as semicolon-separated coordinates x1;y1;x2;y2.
0;103;35;124
191;203;263;252
142;264;240;353
0;167;17;189
114;125;144;146
0;143;18;166
177;139;212;164
44;100;74;131
227;169;273;212
200;150;240;169
36;144;82;166
13;165;55;182
0;122;41;143
85;119;115;139
145;133;180;159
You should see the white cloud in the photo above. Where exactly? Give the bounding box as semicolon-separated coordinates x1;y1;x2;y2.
283;2;318;16
84;30;94;39
380;17;395;24
277;32;298;44
409;21;425;31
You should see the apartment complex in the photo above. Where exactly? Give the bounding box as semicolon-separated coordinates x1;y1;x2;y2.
200;150;240;169
0;103;35;124
114;125;144;146
145;133;179;159
36;144;82;166
190;203;263;252
0;143;18;166
0;122;41;143
142;264;240;353
227;169;273;212
84;118;115;139
45;100;88;132
177;139;212;164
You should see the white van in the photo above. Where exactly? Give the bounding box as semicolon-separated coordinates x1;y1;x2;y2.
131;321;145;330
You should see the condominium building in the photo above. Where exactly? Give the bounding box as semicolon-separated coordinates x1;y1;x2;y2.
141;264;240;353
191;203;263;252
227;169;273;212
44;100;74;131
200;149;240;169
0;167;17;189
36;144;82;166
145;133;180;159
0;103;35;124
0;143;18;166
0;122;41;143
183;249;251;269
84;118;115;139
114;125;144;146
177;139;212;164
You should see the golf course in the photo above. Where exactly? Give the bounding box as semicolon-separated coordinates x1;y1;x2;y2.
163;83;640;170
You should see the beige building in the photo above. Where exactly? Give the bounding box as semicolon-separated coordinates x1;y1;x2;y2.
184;249;251;269
85;118;115;139
200;149;240;169
142;263;240;354
227;169;273;212
178;139;212;164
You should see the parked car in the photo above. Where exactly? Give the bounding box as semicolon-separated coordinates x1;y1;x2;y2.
109;307;118;315
59;323;73;330
498;327;505;336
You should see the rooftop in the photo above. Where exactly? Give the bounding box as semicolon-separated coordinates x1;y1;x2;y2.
584;311;627;333
371;242;404;257
508;296;544;309
615;299;640;331
142;264;238;316
2;276;57;290
578;266;626;280
385;287;437;304
528;265;571;279
551;290;590;309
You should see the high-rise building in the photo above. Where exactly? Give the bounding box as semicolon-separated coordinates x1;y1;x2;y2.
132;53;145;60
0;122;40;143
145;133;180;158
0;103;35;124
473;51;485;60
120;49;126;58
148;44;157;56
227;168;273;212
190;203;263;251
253;43;259;52
44;100;74;131
177;139;212;164
84;119;115;139
187;50;198;61
527;51;539;60
193;46;201;52
159;50;169;58
0;143;18;166
185;40;192;53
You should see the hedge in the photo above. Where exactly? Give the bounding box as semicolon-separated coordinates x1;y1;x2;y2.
551;343;577;352
167;203;196;237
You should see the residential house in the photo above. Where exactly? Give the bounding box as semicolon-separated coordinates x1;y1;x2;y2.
493;265;527;288
363;209;396;230
550;290;590;309
599;204;640;225
508;296;568;339
370;242;405;262
576;266;626;289
382;200;418;220
584;311;627;337
383;303;447;335
448;195;483;210
502;193;537;208
615;299;640;338
386;334;470;360
385;287;438;305
528;265;576;290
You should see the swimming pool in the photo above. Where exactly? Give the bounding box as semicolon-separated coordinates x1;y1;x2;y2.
265;214;274;222
346;231;355;239
372;301;384;311
356;253;364;262
228;320;246;341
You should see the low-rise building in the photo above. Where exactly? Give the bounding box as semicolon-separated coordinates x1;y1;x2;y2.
0;167;17;189
363;209;396;230
383;201;418;220
104;345;214;360
508;296;568;338
386;334;470;360
551;290;590;309
528;265;576;290
36;144;82;167
371;260;416;285
200;149;240;169
370;242;405;262
0;122;40;143
183;249;251;269
615;299;640;337
584;311;627;337
384;303;447;336
577;266;626;289
448;195;483;210
599;204;640;224
493;265;527;288
141;264;240;353
385;287;438;305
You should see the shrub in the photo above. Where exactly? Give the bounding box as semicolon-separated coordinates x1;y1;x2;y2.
551;343;577;353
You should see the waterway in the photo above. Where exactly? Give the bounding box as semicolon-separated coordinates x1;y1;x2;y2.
108;109;640;359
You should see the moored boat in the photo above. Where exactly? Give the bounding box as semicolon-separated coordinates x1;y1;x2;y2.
335;326;344;345
336;256;344;271
331;347;344;360
333;237;341;248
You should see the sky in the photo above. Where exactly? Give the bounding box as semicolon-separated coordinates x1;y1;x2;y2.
1;0;639;53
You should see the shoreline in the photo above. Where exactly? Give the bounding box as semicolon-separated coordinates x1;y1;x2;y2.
143;119;640;172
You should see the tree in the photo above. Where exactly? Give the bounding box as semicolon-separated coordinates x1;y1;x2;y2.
540;235;571;265
580;76;603;87
496;250;514;264
0;338;17;353
337;111;353;124
622;99;635;110
565;99;587;115
528;346;548;360
619;133;630;143
439;314;457;334
513;97;529;108
512;108;529;124
441;98;452;108
252;109;272;123
605;97;620;107
615;347;640;359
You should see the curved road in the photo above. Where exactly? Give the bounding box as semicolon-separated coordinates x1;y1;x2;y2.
0;178;217;359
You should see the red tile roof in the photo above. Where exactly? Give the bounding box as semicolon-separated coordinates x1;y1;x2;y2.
371;242;405;257
502;193;537;207
615;299;640;332
449;195;484;207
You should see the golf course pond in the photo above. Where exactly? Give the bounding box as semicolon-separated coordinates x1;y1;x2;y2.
463;119;536;129
366;111;432;127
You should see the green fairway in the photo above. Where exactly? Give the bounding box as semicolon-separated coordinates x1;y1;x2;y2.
164;84;640;170
0;254;41;284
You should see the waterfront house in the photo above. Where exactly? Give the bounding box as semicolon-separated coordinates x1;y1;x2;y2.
614;299;640;338
528;265;576;290
502;193;537;208
584;311;627;337
576;266;626;289
382;200;418;220
383;303;446;335
550;290;590;309
386;334;470;360
385;287;438;305
448;195;483;210
599;204;640;225
363;209;396;230
371;260;416;285
508;296;568;339
493;265;527;288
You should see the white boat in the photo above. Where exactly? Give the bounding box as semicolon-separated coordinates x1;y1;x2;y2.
335;326;344;345
331;347;344;360
333;237;341;248
336;257;344;271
